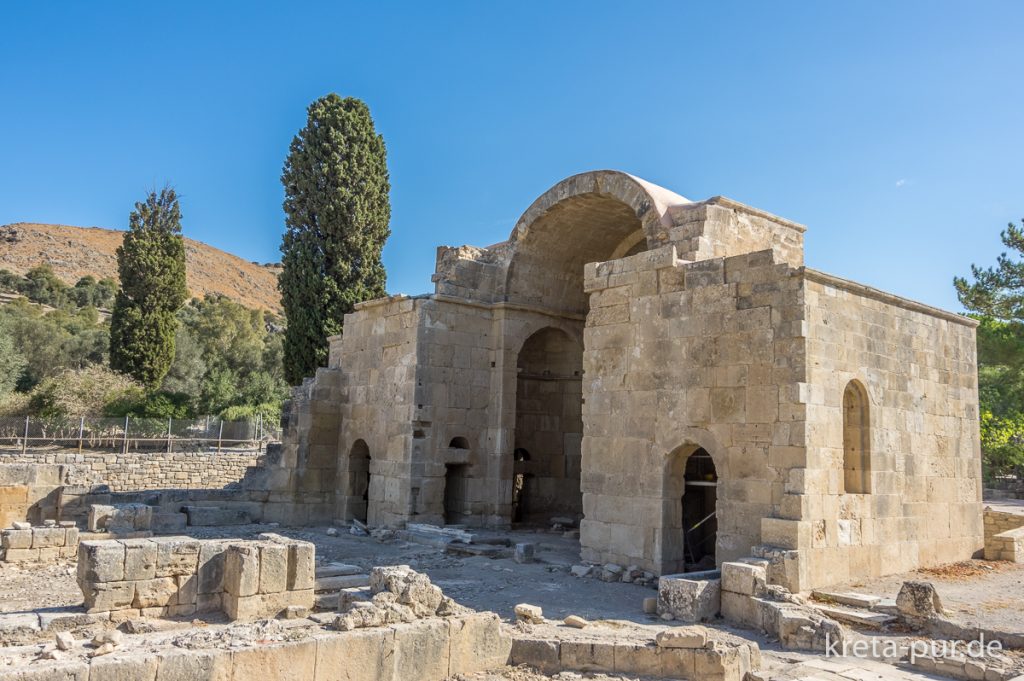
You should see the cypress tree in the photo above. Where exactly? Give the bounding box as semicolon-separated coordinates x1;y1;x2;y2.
279;94;391;385
109;188;189;388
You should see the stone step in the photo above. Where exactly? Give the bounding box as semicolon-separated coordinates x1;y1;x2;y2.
872;598;898;615
444;543;506;558
314;574;370;592
811;590;881;609
183;506;251;527
315;562;362;578
815;604;896;629
314;592;338;610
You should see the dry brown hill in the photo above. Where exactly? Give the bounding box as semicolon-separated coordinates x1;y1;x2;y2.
0;223;282;314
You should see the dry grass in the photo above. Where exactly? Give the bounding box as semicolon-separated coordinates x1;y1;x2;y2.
0;222;282;313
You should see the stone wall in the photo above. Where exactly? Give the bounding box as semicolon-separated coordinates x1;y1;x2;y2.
0;463;83;526
0;449;260;492
799;270;982;589
579;245;804;574
0;522;79;562
984;507;1024;561
76;533;314;620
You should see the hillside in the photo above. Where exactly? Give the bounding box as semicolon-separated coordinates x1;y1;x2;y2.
0;222;282;314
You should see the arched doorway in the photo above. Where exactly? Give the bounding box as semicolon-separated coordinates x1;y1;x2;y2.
512;328;583;524
662;445;718;574
350;439;371;523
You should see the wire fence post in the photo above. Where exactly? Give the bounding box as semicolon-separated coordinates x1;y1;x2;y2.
167;417;173;454
122;415;129;455
78;416;85;454
217;420;224;454
22;416;28;455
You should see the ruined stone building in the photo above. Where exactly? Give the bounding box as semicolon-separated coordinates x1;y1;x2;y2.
277;170;982;592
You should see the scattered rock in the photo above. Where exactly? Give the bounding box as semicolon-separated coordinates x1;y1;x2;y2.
91;629;123;646
283;605;308;620
12;522;30;531
660;612;674;621
896;581;944;621
43;520;57;527
54;632;74;651
89;643;115;658
643;597;658;614
570;565;592;578
599;564;623;582
514;603;544;624
514;543;535;564
326;528;339;537
563;615;587;629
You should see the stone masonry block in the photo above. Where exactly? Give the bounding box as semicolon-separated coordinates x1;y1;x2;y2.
122;538;157;581
289;540;315;591
133;577;178;608
224;544;260;597
197;541;227;595
82;581;135;612
154;537;200;577
259;542;289;594
658;573;721;623
1;529;32;550
31;527;66;549
77;540;126;583
721;560;768;596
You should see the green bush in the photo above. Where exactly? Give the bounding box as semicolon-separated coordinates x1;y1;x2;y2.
28;365;145;417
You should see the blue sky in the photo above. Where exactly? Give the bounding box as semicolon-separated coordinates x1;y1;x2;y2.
1;2;1021;312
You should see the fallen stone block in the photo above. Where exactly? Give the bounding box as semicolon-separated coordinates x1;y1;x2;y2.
658;571;721;623
514;603;544;624
315;574;370;592
514;542;535;564
315;562;362;578
897;580;944;621
564;615;588;628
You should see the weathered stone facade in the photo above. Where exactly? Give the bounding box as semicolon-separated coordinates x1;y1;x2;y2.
276;170;982;591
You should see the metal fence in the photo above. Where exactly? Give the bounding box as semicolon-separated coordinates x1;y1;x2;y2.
0;415;282;454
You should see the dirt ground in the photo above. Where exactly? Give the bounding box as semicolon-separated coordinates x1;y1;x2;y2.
828;559;1024;632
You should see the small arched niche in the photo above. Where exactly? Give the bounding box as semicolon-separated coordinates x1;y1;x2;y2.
842;380;871;494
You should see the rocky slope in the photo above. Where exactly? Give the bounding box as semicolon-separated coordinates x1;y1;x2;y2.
0;222;282;314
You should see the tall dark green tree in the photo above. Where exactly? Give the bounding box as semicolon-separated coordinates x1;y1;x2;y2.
109;188;189;388
279;94;391;384
955;219;1024;478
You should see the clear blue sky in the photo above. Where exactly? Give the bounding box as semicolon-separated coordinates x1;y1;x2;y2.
2;2;1021;312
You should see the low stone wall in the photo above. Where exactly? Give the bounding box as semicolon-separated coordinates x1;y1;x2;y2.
983;507;1024;562
0;449;261;492
0;613;511;681
0;463;84;526
76;533;314;620
509;628;759;681
0;522;79;562
718;558;845;652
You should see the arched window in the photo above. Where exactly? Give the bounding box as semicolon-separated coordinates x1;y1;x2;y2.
449;437;470;450
842;381;871;494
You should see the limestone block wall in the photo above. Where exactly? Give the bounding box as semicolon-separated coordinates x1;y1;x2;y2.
579;245;807;574
335;296;421;527
666;198;805;269
0;463;86;526
0;450;260;492
984;507;1024;561
408;297;496;526
1;522;79;562
796;270;981;589
76;533;314;620
267;367;346;525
